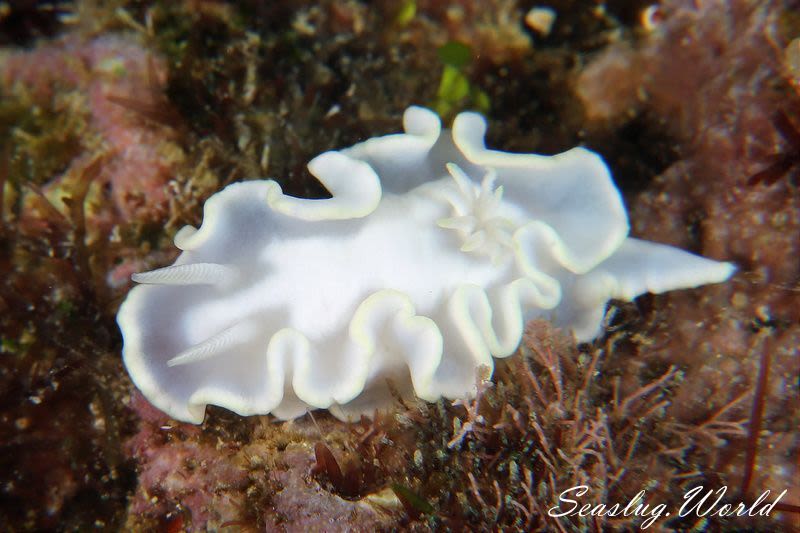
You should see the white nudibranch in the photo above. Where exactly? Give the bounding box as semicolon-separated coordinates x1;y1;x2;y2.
116;106;735;423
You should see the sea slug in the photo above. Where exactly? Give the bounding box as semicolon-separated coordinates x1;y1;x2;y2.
117;106;734;423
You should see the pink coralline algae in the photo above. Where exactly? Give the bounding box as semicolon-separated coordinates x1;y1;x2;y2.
124;394;248;530
1;34;183;225
124;391;401;531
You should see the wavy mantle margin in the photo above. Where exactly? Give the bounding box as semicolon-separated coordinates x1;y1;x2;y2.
119;272;563;423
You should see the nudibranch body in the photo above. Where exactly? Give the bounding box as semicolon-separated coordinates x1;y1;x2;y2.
117;106;734;423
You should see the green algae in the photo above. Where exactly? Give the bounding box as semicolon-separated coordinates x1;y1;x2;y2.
394;0;417;27
433;41;490;118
